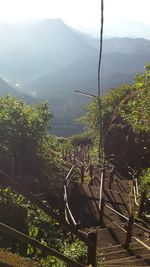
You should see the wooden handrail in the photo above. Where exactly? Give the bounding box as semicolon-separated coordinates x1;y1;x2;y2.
99;169;104;211
64;165;79;226
0;169;90;245
105;204;150;233
104;212;150;251
65;165;75;183
64;183;77;226
0;222;87;267
106;154;136;179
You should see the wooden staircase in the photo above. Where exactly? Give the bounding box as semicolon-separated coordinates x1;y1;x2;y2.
66;165;150;267
97;240;150;266
95;227;150;266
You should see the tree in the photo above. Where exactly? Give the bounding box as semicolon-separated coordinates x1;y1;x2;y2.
0;95;66;205
81;65;150;172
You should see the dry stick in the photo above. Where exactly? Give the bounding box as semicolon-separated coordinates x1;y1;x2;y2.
0;222;87;267
0;170;90;245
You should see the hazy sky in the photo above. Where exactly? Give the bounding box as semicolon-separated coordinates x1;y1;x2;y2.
0;0;150;30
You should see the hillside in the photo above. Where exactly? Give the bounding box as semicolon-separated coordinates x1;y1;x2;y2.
24;51;150;136
1;20;150;135
28;51;150;96
0;19;97;85
0;77;34;103
103;37;150;54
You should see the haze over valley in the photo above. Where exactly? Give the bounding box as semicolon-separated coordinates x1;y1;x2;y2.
1;18;150;135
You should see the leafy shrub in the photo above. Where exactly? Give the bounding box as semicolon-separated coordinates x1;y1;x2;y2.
140;168;150;197
70;132;93;147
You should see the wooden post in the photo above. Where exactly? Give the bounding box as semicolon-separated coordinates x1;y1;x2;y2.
89;164;94;179
109;166;115;189
137;191;147;218
99;198;104;225
88;231;97;267
81;165;84;183
125;214;134;249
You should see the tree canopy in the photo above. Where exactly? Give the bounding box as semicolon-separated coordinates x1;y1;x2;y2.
0;95;67;204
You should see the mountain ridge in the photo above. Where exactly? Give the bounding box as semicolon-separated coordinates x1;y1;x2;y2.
0;19;150;135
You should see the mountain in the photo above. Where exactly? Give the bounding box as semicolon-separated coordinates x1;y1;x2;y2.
103;38;150;54
90;19;150;40
0;19;150;136
0;19;97;85
23;49;150;136
0;77;35;103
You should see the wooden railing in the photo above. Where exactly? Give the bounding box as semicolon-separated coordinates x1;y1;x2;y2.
98;168;105;224
106;154;136;180
64;165;78;226
0;169;90;244
62;153;149;265
0;169;93;267
63;163;98;267
105;203;150;249
0;222;87;267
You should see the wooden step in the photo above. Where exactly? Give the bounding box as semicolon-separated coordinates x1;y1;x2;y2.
128;245;150;257
99;244;124;253
104;258;144;266
104;253;150;266
96;227;127;248
97;241;150;262
71;183;129;206
129;239;150;249
98;249;129;261
92;171;130;193
68;182;100;227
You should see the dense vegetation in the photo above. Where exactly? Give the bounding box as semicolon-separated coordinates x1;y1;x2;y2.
0;65;150;266
0;95;87;266
81;65;150;193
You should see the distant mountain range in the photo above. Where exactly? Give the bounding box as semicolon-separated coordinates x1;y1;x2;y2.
0;77;34;103
88;19;150;40
0;19;150;136
0;19;96;84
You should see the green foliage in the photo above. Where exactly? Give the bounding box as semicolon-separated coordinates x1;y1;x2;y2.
0;187;28;254
0;96;69;206
70;132;93;147
0;185;87;266
120;86;150;134
0;95;80;263
81;64;150;140
0;186;68;255
80;65;150;172
41;239;87;267
140;168;150;197
0;95;52;191
81;84;133;136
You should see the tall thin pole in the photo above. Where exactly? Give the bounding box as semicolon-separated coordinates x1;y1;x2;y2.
98;0;104;164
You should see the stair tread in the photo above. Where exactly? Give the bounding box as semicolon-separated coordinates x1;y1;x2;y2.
104;259;144;265
105;255;138;263
67;168;149;266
